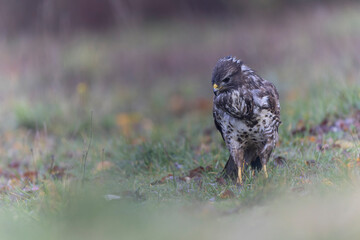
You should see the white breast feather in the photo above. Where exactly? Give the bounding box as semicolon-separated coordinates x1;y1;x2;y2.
254;95;269;108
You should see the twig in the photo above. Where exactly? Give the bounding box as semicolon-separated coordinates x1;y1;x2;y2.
82;110;93;184
50;154;55;173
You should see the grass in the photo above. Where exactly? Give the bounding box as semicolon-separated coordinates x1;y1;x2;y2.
0;3;360;240
1;80;358;240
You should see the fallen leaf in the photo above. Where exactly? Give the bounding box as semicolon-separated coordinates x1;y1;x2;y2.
49;165;68;180
347;162;355;168
333;140;355;149
116;113;141;137
150;174;173;186
305;160;316;167
8;161;20;169
316;143;329;151
300;178;312;185
93;161;115;174
293;109;360;136
205;165;213;172
308;136;317;143
189;166;205;178
219;189;235;199
22;171;38;183
309;118;330;135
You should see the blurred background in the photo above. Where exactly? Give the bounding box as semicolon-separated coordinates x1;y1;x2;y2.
0;2;359;239
0;0;359;136
0;0;358;167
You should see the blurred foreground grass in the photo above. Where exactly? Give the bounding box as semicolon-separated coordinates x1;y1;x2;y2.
0;4;359;240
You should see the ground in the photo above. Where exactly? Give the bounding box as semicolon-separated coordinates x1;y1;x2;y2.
0;4;359;240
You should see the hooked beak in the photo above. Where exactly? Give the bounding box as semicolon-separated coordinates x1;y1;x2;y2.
213;83;220;94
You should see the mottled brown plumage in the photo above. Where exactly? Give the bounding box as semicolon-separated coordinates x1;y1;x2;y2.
212;56;281;184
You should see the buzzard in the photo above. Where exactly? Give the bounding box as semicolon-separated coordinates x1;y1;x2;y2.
212;56;281;184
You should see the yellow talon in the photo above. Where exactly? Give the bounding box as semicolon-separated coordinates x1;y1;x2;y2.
237;167;243;184
263;165;268;178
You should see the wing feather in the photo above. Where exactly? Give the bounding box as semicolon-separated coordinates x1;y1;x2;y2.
213;89;254;120
213;111;225;141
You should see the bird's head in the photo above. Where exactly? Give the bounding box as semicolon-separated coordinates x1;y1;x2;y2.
212;56;243;96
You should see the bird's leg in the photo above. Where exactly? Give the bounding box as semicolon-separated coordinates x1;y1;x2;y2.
262;164;268;178
232;149;245;185
259;156;268;179
260;141;274;179
237;167;243;185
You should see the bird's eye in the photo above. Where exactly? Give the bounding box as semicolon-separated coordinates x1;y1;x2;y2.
222;77;230;83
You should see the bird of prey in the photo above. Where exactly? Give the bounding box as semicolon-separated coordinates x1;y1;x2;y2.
212;56;281;184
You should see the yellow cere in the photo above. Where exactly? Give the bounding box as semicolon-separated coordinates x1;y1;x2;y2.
213;83;218;90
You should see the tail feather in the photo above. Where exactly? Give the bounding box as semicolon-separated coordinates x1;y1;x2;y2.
221;155;238;181
244;147;262;171
250;156;262;171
